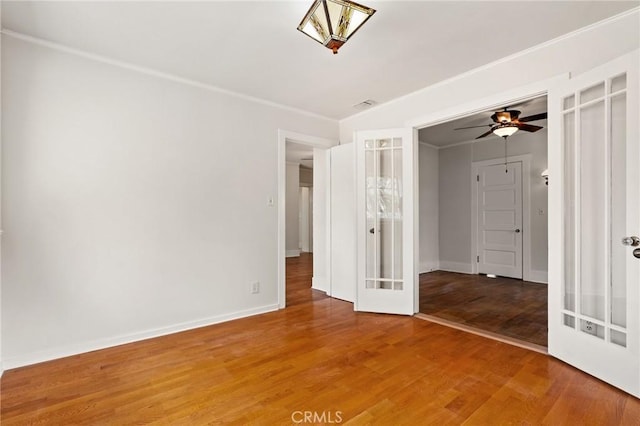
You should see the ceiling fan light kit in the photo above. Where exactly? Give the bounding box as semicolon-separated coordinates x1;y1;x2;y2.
492;122;519;138
454;107;547;140
297;0;376;54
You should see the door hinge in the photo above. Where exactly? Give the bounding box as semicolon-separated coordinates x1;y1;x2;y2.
476;175;479;182
477;255;479;263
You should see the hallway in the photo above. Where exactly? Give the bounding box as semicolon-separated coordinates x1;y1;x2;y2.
286;252;328;307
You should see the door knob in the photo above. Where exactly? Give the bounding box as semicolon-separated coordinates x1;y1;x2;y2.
634;248;640;259
514;229;521;233
369;228;375;234
622;236;640;247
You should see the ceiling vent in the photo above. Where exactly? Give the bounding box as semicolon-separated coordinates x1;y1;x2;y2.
353;99;377;110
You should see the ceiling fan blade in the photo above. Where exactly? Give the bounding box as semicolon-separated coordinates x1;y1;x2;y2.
454;124;492;130
518;112;547;122
517;123;543;132
475;129;494;139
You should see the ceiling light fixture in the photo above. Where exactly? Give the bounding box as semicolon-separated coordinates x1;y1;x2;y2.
297;0;376;54
492;123;519;173
492;122;519;138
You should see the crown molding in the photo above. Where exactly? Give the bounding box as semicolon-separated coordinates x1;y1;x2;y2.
1;29;338;124
342;7;640;123
418;141;439;150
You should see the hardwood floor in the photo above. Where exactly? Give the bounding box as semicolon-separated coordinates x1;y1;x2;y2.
2;257;638;424
286;252;328;307
420;271;547;347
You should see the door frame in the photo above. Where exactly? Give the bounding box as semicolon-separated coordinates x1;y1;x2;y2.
277;129;336;309
471;155;533;281
404;74;567;316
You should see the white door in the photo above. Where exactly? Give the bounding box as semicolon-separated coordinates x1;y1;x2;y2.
476;162;523;279
355;129;416;314
330;143;356;303
548;50;639;396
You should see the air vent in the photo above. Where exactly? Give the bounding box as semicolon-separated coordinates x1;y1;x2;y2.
353;99;377;110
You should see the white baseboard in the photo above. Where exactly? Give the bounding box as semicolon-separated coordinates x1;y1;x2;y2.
2;304;279;370
528;269;548;284
438;261;474;274
286;250;300;258
419;261;440;274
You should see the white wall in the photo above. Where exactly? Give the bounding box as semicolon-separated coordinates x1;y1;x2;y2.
438;144;473;272
285;162;300;257
418;144;439;273
1;36;337;368
339;11;639;143
438;129;548;277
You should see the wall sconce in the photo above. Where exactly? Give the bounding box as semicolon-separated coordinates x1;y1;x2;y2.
541;169;549;185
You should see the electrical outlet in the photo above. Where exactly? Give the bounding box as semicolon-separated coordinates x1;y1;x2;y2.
251;281;260;294
585;321;596;335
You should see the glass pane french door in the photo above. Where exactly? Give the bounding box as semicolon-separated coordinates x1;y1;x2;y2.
365;138;403;291
562;77;629;344
549;50;639;397
356;129;415;315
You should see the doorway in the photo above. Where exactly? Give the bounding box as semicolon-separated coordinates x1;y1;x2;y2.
416;95;549;348
277;130;335;309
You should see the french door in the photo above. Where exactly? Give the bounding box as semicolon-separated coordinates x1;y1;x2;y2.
548;50;639;396
355;129;416;315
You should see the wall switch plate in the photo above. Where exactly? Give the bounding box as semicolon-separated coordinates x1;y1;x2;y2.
251;281;260;294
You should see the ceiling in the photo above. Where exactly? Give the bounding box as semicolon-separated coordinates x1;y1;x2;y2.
419;96;548;147
2;1;637;120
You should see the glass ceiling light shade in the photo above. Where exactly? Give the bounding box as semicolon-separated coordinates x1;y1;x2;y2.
492;123;519;138
297;0;376;54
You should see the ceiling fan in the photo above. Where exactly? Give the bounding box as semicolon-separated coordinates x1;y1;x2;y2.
454;108;548;139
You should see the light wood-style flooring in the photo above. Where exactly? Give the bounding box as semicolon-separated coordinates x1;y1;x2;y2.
2;254;638;424
420;271;548;347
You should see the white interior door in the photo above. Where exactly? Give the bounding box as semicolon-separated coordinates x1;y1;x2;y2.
329;144;356;303
355;129;416;315
548;50;639;396
476;162;523;279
